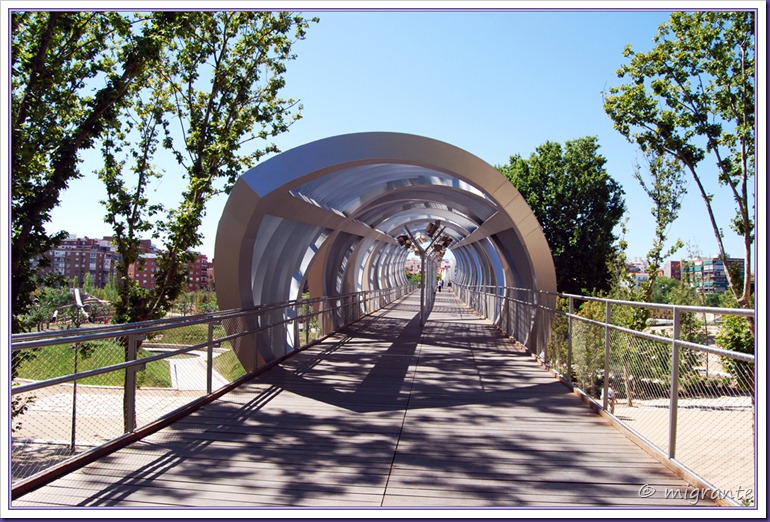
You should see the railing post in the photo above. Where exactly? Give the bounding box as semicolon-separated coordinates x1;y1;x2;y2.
123;333;144;433
540;291;547;364
567;296;575;383
207;322;216;394
669;307;681;459
293;305;300;351
602;301;611;411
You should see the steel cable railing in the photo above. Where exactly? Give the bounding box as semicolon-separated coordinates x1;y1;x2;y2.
10;285;415;491
458;284;756;506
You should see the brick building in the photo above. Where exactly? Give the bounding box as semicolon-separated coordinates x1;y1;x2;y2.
663;260;682;280
128;252;211;291
35;236;119;288
36;236;213;292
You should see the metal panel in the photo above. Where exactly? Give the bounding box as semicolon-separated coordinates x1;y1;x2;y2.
215;132;557;369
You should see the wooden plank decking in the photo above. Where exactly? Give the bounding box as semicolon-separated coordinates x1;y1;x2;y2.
12;291;717;510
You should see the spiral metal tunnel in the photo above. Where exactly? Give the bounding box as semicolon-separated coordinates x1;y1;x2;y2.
215;132;556;372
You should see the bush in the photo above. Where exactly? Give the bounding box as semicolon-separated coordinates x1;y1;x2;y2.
715;315;754;393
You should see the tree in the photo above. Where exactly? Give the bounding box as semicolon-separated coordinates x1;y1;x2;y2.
11;12;177;332
82;272;95;297
634;150;687;301
498;136;625;295
102;11;317;324
650;276;680;305
603;11;755;334
716;311;754;394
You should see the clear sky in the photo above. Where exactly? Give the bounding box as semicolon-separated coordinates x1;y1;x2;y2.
39;3;761;267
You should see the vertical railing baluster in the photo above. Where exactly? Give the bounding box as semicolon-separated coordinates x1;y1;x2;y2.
567;296;575;383
602;301;611;411
207;322;215;394
669;307;681;459
124;333;144;433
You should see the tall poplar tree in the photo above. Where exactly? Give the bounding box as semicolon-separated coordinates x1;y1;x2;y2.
10;11;176;332
101;11;317;323
603;11;755;333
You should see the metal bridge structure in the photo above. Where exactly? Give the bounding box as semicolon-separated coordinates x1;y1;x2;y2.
214;132;557;372
8;133;756;511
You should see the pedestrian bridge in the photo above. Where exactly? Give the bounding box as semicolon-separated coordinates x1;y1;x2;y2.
11;291;716;508
10;133;753;511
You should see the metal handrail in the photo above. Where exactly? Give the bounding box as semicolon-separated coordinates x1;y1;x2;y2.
12;288;397;346
11;285;416;493
457;283;756;506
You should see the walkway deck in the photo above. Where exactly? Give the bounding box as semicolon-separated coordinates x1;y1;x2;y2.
13;291;715;509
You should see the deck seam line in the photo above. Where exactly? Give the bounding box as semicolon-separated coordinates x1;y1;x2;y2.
379;327;423;507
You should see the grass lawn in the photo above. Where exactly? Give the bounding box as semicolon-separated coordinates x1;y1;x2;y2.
212;347;247;382
14;340;171;388
148;323;229;346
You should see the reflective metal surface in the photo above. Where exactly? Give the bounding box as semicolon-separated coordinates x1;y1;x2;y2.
215;132;557;370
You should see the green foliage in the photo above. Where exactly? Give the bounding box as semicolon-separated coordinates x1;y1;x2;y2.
82;272;95;296
546;297;570;375
604;11;755;312
189;291;219;313
10;12;175;333
98;273;121;303
498;136;625;295
102;12;317;324
572;299;607;396
715;314;754;393
21;286;71;333
649;276;680;304
149;323;228;346
212;349;247;382
634;150;686;300
406;269;421;285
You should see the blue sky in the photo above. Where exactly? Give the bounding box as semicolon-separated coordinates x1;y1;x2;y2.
42;6;760;267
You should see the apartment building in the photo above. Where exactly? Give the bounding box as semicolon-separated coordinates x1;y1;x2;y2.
682;255;745;295
36;236;212;291
663;260;682;280
35;236;119;288
128;252;211;291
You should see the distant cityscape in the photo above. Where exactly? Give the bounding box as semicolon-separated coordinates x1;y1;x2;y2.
33;234;745;297
32;235;213;292
626;256;746;295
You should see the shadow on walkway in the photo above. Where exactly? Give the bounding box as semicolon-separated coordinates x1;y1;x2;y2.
13;291;716;509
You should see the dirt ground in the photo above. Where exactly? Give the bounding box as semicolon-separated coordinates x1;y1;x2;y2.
613;395;755;505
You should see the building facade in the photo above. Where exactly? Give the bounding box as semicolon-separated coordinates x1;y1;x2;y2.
36;236;213;292
35;236;119;288
663;260;682;280
127;252;211;291
682;255;745;295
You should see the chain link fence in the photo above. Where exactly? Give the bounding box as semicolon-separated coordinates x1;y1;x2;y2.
459;285;756;506
11;286;414;492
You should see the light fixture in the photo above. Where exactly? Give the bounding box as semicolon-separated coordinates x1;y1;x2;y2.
425;222;438;238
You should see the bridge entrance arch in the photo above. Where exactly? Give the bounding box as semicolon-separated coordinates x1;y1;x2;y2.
215;132;556;371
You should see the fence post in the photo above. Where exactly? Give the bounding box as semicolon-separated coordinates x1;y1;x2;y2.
123;333;144;433
293;305;300;352
540;291;547;364
669;307;682;459
207;322;216;394
567;296;575;384
602;301;611;411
